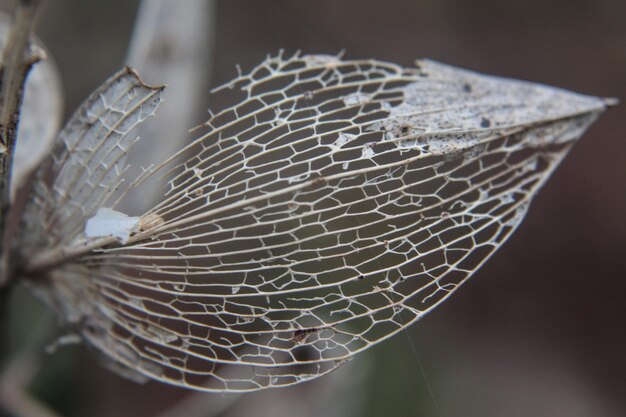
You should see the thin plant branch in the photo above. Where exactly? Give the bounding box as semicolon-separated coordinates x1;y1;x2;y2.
0;293;61;417
0;352;62;417
0;0;43;289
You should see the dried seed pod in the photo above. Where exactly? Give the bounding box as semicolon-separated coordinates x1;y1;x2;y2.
18;53;611;392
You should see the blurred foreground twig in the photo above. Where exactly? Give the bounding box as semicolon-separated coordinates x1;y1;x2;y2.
0;0;43;288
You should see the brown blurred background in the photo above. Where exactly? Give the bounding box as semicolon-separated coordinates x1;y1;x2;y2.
1;0;624;416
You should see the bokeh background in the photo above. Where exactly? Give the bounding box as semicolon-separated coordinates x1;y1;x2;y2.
1;1;624;416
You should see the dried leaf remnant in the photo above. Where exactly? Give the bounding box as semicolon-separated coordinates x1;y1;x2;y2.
14;53;611;392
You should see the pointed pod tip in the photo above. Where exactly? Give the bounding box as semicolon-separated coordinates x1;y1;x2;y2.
602;97;619;108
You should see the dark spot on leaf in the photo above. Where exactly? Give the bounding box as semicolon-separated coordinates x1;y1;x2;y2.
292;328;319;344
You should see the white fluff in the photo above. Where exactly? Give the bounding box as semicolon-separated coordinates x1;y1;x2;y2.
85;208;140;243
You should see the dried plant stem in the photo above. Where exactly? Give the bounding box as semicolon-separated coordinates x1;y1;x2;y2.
0;289;58;417
155;391;240;417
123;0;215;213
0;351;62;417
0;0;43;289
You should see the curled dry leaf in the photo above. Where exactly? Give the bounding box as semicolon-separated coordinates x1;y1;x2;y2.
17;53;610;392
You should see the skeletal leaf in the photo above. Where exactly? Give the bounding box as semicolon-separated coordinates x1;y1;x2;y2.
19;67;164;256
19;53;610;392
